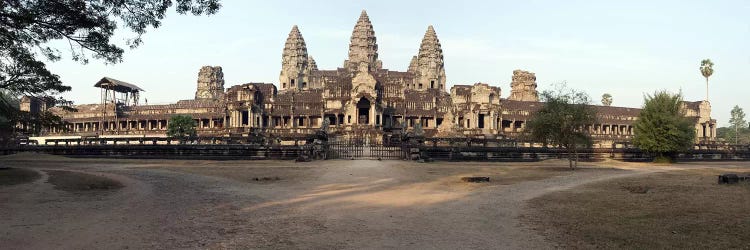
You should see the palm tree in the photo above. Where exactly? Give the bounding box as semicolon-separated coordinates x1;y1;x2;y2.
700;59;714;101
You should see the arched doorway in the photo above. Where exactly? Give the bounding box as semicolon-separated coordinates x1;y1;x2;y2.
357;98;371;124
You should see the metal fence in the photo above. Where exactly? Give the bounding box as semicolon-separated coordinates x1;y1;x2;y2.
327;141;405;160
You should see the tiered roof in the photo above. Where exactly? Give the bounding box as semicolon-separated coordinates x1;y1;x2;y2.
346;10;379;71
281;25;309;74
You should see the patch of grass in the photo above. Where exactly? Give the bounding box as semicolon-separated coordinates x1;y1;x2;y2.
45;170;123;192
0;168;41;186
525;169;750;249
653;156;675;163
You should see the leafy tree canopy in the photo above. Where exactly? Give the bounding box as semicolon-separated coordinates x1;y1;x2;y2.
166;114;196;140
526;83;598;169
700;59;714;79
0;0;221;110
717;126;750;145
0;90;19;131
632;91;695;162
601;93;612;106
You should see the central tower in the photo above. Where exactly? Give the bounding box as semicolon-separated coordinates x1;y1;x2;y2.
344;10;382;73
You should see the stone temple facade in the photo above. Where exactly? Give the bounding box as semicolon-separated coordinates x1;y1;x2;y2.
29;10;716;145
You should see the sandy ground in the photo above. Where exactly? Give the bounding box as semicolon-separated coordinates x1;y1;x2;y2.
1;153;742;249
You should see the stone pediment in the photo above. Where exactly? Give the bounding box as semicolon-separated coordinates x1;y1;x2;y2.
351;66;377;98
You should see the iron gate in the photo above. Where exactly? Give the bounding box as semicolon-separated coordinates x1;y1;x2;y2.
327;141;405;160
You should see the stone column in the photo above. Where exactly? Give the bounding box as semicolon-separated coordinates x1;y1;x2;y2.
370;104;375;125
711;124;716;139
247;108;255;128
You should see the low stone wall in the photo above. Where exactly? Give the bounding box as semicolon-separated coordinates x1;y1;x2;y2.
420;146;750;162
2;144;301;160
2;144;750;162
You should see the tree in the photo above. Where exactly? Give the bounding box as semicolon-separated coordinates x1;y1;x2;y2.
526;84;598;169
717;126;750;144
0;90;19;132
700;59;714;101
601;93;613;106
728;105;747;144
166;115;196;142
1;0;221;131
632;91;695;162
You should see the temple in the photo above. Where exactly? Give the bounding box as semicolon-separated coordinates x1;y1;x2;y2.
21;10;717;145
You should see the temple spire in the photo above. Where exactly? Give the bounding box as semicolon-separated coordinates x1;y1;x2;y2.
412;25;446;91
344;10;381;72
418;25;443;63
279;25;310;91
308;56;317;71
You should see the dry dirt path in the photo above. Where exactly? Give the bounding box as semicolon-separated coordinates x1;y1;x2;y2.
0;155;689;249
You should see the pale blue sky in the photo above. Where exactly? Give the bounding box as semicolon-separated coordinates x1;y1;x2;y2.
47;0;749;126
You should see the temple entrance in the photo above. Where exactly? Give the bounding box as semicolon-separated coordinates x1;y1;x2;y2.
357;98;371;124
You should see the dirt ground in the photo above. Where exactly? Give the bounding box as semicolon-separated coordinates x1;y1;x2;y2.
1;153;748;249
525;165;750;249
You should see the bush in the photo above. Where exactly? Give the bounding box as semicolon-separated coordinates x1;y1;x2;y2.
166;115;197;142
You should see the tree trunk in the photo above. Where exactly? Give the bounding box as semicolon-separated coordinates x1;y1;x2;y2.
568;157;572;169
705;77;709;101
567;146;578;170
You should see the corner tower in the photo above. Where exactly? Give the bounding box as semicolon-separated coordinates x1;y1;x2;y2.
279;25;311;91
344;10;382;72
412;25;446;91
195;66;225;100
508;70;539;102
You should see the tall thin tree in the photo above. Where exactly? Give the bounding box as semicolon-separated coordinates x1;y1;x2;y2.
729;105;746;144
700;59;714;101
